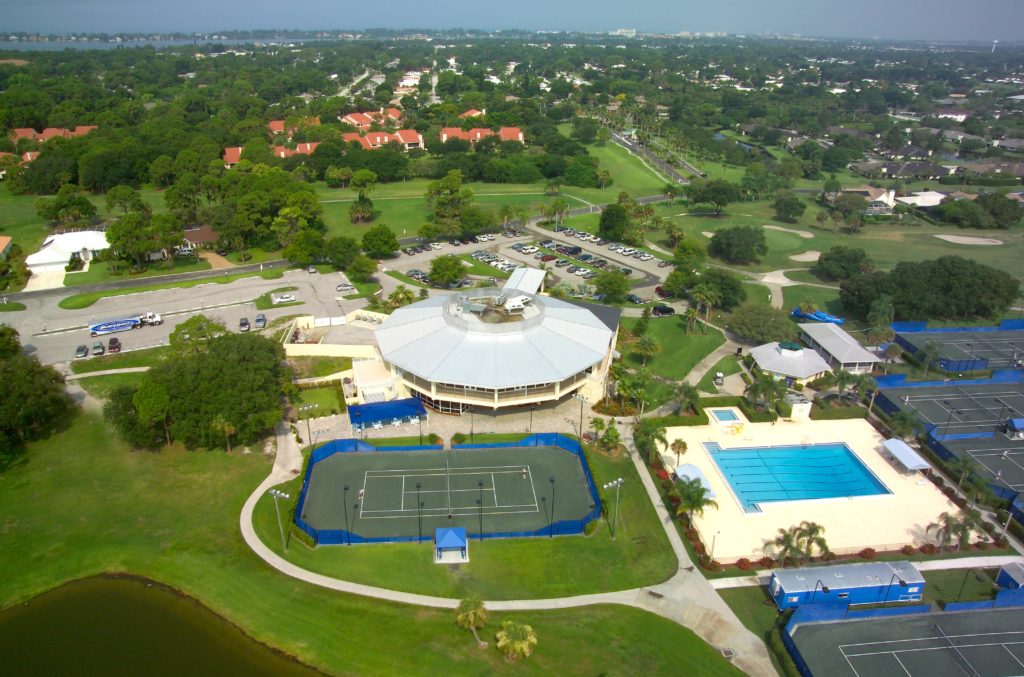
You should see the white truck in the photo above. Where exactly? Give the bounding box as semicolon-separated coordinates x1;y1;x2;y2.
89;311;163;336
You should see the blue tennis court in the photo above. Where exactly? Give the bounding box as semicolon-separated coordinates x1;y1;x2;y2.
706;442;891;512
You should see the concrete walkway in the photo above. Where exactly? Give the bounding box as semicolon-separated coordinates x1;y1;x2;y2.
238;421;776;677
64;366;151;380
710;554;1024;590
684;335;741;387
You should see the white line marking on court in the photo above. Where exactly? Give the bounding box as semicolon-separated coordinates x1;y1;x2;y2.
890;652;912;677
401;475;405;511
1004;643;1024;669
491;471;498;506
839;646;862;677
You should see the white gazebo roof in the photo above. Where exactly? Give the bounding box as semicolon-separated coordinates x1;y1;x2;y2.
750;342;832;379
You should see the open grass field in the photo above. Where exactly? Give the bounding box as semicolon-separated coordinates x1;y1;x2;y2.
921;568;998;607
294;387;342;416
254;443;677;600
0;412;739;676
780;285;845;316
286;355;353;379
70;345;168;374
75;372;147;399
64;258;213;287
619;316;726;380
58;268;285;309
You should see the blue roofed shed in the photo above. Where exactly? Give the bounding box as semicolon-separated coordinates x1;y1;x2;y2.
770;561;925;609
996;562;1024;590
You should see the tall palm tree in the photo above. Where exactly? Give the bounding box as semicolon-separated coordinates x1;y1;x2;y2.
920;340;942;379
797;521;830;561
834;369;856;395
634;420;668;463
455;596;489;648
495;621;538;662
928;512;966;552
551;198;570;225
675;383;700;416
746;373;785;410
889;410;918;440
670;439;688;466
769;526;804;567
691;285;721;323
498;204;514;229
635;333;661;366
514;207;530;229
683;307;700;335
883;343;903;374
947;455;977;491
674;477;719;523
211;415;235;452
857;373;878;414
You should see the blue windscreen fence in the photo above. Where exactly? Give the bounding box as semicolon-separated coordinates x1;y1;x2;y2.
293;433;602;546
347;398;426;427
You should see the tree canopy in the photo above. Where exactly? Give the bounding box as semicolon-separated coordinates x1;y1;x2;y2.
0;327;73;453
708;225;767;264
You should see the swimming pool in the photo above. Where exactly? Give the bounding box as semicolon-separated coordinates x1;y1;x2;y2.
705;442;890;513
709;408;739;423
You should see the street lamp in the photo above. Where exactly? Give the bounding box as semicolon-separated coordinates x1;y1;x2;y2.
549;476;557;537
470;407;474;443
416;482;423;541
342;485;351;546
956;568;987;602
575;393;586;442
299;403;315;444
268;489;291;552
603;477;625;539
710;530;721;562
810;579;830;604
478;480;485;541
883;574;908;605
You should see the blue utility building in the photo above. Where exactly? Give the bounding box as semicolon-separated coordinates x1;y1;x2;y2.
770;561;925;610
996;563;1024;590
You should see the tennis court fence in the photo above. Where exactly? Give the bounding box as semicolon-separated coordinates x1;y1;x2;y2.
293;433;603;546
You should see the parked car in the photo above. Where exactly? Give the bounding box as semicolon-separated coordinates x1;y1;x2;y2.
75;345;89;359
336;283;353;292
239;317;250;332
626;294;644;305
255;313;267;329
275;294;296;303
652;305;675;317
540;254;557;262
107;337;121;353
307;265;317;274
91;341;105;356
655;286;671;298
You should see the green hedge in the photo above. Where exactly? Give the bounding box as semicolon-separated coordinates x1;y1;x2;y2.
647;412;709;427
776;399;793;418
809;404;868;420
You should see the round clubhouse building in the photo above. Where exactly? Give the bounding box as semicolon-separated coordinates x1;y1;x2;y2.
374;287;620;414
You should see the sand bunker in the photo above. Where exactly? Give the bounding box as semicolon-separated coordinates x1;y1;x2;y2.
934;234;1003;246
789;250;821;262
763;225;814;239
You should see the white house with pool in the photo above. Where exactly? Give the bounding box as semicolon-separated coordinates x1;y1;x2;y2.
663;407;961;563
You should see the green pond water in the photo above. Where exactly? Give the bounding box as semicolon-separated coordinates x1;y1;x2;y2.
0;576;322;676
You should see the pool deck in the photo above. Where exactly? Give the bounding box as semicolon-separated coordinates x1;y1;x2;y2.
663;410;960;563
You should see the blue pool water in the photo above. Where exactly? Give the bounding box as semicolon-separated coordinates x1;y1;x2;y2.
705;442;890;513
709;408;739;423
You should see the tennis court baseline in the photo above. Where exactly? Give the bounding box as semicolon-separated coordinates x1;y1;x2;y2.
899;330;1024;370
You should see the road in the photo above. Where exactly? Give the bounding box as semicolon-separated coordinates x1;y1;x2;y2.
611;131;694;185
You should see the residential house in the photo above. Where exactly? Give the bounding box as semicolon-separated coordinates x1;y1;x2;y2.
827;126;872;140
26;230;109;274
895;190;950;209
181;224;220;250
268;116;320;139
342;130;424;151
439;127;524;145
272;142;320;158
339;108;403;130
851;161;951;181
840;185;896;215
459;109;485;119
956;161;1024;178
993;138;1024;152
391;129;424;150
223;146;243;168
10;125;96;142
935;109;972;123
886;145;931;161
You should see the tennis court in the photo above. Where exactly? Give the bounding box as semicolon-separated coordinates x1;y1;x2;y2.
899;330;1024;371
791;608;1024;676
883;383;1024;438
298;445;598;541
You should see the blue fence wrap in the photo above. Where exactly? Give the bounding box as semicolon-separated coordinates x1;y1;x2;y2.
293;433;603;546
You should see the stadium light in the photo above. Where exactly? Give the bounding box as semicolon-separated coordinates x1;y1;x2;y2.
416;482;422;541
602;477;625;539
574;393;586;442
268;489;291;552
478;480;485;542
956;568;986;602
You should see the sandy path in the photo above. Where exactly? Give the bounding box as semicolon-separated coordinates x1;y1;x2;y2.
789;250;821;262
934;234;1003;245
763;225;814;239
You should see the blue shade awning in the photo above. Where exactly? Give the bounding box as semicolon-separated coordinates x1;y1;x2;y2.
347;398;426;426
674;463;716;498
882;438;930;471
1009;418;1024;432
435;527;467;549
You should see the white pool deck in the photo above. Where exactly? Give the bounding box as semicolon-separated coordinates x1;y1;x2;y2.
663;408;960;563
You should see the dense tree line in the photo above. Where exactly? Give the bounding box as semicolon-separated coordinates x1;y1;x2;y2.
0;326;73;453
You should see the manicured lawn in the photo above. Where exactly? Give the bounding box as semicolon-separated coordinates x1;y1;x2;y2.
696;355;743;393
253;286;301;310
719;586;798;677
385;270;430;289
75;372;147;400
458;254;512;278
921;568;998;607
619;317;726;380
0;413;736;675
286;356;353;379
253;445;678;600
742;283;775;306
451;432;530;444
58;269;285;309
64;258;212;287
340;278;381;300
0;301;25;311
70;345;168;374
294;387;342;416
360;435;438;447
780;285;845;316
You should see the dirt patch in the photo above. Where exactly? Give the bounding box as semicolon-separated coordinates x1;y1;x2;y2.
789;250;821;262
933;234;1003;246
199;251;236;269
763;224;814;239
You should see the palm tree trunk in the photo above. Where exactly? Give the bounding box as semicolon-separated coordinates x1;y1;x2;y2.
470;625;486;648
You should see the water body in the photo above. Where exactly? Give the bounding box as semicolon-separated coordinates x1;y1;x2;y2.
0;576;322;677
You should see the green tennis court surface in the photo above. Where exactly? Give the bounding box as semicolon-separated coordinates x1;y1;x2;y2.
884;383;1024;438
300;446;597;539
791;608;1024;676
899;330;1024;370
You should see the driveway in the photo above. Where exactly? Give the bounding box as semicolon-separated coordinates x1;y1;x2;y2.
23;269;65;292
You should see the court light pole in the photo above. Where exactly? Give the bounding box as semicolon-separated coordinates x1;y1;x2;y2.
810;579;830;605
342;485;351;546
576;393;585;441
299;404;315;445
549;476;557;537
883;574;908;605
269;489;290;552
529;407;533;440
478;480;484;541
416;482;422;541
603;477;624;539
957;568;986;602
710;530;721;562
470;408;474;443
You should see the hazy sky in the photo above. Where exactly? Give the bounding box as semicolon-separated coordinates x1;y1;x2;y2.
2;0;1023;42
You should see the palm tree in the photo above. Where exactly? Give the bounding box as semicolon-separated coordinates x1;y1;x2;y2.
498;204;514;229
495;621;538;662
455;596;489;648
928;512;967;552
746;373;785;410
675;383;700;416
769;526;804;567
920;340;942;379
514;207;529;229
635;333;661;366
889;410;918;440
551;198;570;225
634;420;668;463
797;521;830;561
683;307;699;335
947;455;978;491
211;415;236;452
544;179;561;196
834;369;856;395
690;286;721;323
857;373;878;414
670;439;688;466
883;343;903;374
674;477;719;523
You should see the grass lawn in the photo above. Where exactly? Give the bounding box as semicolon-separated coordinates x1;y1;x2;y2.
294;387;342;416
619;317;726;380
921;568;999;608
450;432;530;444
742;282;775;306
780;285;845;316
70;345;168;374
696;355;743;393
385;270;429;289
58;269;285;310
0;301;26;311
0;413;739;676
458;254;512;279
75;372;147;399
253;444;678;600
286;356;353;379
719;586;798;677
64;258;212;287
341;278;381;300
361;435;439;447
253;286;301;310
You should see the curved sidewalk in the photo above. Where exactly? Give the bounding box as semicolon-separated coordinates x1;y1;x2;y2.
238;423;775;677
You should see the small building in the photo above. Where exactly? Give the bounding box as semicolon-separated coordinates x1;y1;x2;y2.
26;230;109;274
434;527;468;563
182;224;220;250
750;341;832;386
996;562;1024;590
770;561;925;610
798;323;880;375
503;267;545;295
0;235;11;261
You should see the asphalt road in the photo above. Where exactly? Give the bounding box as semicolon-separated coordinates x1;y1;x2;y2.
611;132;695;184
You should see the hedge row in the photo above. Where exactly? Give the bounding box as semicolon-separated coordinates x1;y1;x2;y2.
810;403;868;420
650;395;778;427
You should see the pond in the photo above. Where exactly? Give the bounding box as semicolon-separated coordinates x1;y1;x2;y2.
0;576;323;677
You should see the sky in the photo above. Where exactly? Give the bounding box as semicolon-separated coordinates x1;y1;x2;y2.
2;0;1023;42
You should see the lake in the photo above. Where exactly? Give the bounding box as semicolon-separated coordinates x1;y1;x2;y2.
0;576;323;677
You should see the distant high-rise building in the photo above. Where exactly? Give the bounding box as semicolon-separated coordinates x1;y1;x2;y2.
609;28;636;38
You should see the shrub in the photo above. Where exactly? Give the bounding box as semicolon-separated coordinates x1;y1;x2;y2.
427;432;441;444
452;432;467;444
919;543;937;555
809;404;868;420
859;548;877;560
698;554;721;572
659;478;675;493
693;542;707;556
758;556;776;569
685;528;700;542
736;558;753;571
583;520;598;536
975;540;989;551
655;468;670;481
901;545;916;556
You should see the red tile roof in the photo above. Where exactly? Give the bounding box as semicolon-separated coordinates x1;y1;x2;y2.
223;147;243;165
268;120;286;134
294;142;319;155
441;127;469;142
341;112;375;128
467;128;494;142
0;236;12;253
393;129;422;145
11;128;36;141
364;132;392;148
459;109;484;119
499;127;524;143
342;132;372;150
386;107;403;121
21;151;38;162
38;127;72;141
72;125;97;137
